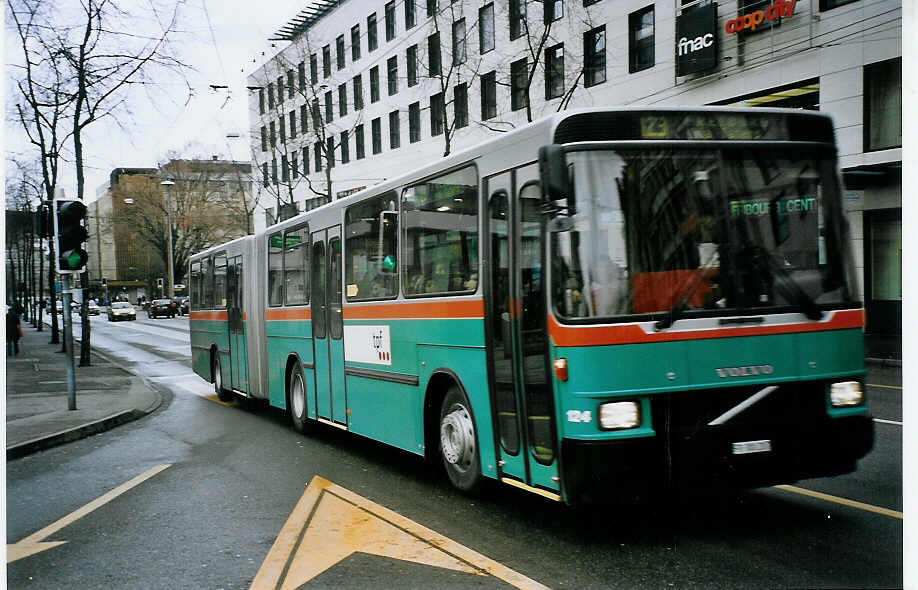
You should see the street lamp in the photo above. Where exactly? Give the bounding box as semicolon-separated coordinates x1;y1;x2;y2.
160;179;175;299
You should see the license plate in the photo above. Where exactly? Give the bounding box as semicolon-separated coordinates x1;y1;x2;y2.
732;439;772;455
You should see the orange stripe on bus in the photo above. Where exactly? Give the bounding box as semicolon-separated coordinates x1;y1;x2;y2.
190;311;228;321
548;308;864;347
344;299;484;320
264;308;312;321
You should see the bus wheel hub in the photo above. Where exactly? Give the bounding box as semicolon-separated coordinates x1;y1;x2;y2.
440;406;474;467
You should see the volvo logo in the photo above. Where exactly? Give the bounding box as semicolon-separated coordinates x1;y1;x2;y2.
716;365;774;378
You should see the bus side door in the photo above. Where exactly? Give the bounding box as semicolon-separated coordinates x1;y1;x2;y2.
227;255;248;393
486;166;560;497
312;227;347;426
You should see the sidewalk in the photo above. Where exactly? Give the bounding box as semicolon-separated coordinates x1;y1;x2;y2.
5;319;163;460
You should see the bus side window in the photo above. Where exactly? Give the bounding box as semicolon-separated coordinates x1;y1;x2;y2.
284;226;309;305
402;164;479;296
190;261;200;311
214;253;228;309
345;192;399;300
268;232;283;306
203;256;215;309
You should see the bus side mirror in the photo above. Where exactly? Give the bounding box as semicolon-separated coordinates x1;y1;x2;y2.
538;145;569;203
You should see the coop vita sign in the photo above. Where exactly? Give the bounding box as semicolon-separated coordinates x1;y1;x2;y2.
676;2;718;76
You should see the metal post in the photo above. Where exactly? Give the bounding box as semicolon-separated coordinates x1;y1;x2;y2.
160;179;176;299
62;274;77;410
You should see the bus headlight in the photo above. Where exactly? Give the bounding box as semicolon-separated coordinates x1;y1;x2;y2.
830;381;863;407
599;401;641;430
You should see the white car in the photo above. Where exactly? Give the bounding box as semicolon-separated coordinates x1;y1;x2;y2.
107;302;136;321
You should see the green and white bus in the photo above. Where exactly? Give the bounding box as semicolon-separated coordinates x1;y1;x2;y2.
189;107;873;503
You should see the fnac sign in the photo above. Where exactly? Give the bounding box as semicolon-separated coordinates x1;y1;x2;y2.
725;0;796;34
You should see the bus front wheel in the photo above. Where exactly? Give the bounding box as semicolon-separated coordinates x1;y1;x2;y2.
213;355;232;402
439;386;481;492
288;363;310;434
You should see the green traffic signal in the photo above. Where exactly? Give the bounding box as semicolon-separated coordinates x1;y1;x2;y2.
55;199;89;273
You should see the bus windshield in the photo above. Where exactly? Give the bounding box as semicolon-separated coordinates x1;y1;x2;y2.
551;146;858;322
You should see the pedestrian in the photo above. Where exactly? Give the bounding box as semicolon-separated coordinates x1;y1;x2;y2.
7;307;22;356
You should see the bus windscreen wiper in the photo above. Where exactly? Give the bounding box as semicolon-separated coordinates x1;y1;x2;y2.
654;250;721;331
756;250;823;321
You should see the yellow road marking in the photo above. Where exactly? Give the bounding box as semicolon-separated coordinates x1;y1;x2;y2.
7;464;172;563
251;476;552;590
775;485;903;520
866;383;902;390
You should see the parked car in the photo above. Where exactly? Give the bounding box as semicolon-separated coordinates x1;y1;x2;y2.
87;301;101;315
108;302;136;321
174;296;189;315
148;298;176;319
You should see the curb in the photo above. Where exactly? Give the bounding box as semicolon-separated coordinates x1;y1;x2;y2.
6;408;150;460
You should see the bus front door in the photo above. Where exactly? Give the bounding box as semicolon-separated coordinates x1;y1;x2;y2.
311;227;347;427
486;167;560;498
227;255;248;393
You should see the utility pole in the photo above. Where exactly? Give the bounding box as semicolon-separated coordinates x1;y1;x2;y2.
160;179;175;298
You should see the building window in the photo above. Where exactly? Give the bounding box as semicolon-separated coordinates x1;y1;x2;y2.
479;3;495;53
271;158;278;184
427;0;437;17
336;35;346;70
428;32;441;76
279;116;286;143
385;1;396;41
819;0;857;10
370;66;380;102
387;55;399;96
368;13;378;52
314;143;322;171
389;110;401;149
409;102;421;142
353;75;364;110
287;70;295;99
545;43;564;99
300;104;308;133
339;83;348;117
509;0;524;40
454;83;468;128
298;62;306;92
326;136;335;168
452;18;466;65
545;0;562;23
584;25;606;86
407;45;418;87
865;57;902;151
302;146;309;175
262;162;269;187
355;124;365;159
324;91;333;122
261;126;267;151
259;88;265;114
511;58;528;111
351;25;361;61
267;82;275;109
629;6;654;73
322;45;331;78
372;117;382;154
481;70;496;120
405;0;416;28
269;121;276;146
341;130;350;164
277;76;284;104
310;54;318;84
430;92;445;136
291;152;298;179
289;110;297;139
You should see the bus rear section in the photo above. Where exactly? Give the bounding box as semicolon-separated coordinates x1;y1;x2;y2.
539;110;873;503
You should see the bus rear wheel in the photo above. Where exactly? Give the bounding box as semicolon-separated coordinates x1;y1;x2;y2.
439;386;481;492
288;363;310;434
213;355;232;402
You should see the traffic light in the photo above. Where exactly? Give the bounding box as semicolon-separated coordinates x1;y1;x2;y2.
54;199;89;273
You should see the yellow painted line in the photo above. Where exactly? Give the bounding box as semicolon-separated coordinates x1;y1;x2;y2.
775;485;903;520
251;476;552;590
866;383;902;390
8;464;172;563
500;477;561;502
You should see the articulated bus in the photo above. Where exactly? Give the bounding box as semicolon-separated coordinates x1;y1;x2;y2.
189;107;873;503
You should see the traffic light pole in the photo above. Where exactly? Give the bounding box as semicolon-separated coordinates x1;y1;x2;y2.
61;274;77;410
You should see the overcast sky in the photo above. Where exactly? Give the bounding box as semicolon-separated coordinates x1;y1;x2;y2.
6;0;307;201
